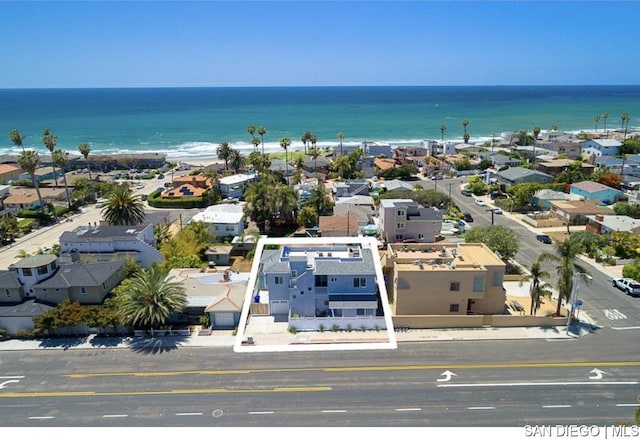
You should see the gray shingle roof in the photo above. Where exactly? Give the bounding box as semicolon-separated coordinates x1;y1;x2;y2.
36;261;124;288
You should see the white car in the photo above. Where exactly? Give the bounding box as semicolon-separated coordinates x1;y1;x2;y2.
612;278;640;296
474;198;486;206
491;207;503;215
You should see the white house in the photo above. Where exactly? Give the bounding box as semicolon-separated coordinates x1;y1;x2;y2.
58;224;163;269
190;203;245;238
217;173;258;200
580;139;621;158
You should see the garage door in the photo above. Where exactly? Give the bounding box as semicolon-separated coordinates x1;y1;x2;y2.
215;312;235;327
270;300;289;314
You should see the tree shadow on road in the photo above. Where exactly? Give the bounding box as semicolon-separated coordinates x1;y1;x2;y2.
38;337;88;351
125;335;189;354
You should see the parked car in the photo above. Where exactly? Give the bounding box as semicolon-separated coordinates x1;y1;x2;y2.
431;175;444;180
536;234;552;244
612;278;640;296
463;212;474;222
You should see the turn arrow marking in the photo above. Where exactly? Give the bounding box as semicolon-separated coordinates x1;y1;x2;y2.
437;370;457;382
589;368;607;380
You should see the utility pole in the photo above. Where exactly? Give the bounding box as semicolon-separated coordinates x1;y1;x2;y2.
447;183;453;200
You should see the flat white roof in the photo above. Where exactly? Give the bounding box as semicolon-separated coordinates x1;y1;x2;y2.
219;173;257;185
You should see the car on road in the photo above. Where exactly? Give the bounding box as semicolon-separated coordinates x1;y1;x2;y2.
431;175;444;180
612;277;640;296
474;198;486;206
463;212;474;222
461;189;472;196
491;207;503;215
536;234;552;244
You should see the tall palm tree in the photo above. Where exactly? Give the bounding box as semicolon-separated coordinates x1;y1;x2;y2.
336;131;344;156
251;136;260;153
78;142;92;181
539;238;587;317
462;119;469;135
216;141;232;172
593;115;600;132
309;146;320;180
17;150;46;214
101;184;145;226
440;124;446;141
257;125;267;154
280;137;291;183
621;112;630;140
229;148;245;174
301;130;312;155
602;112;609;134
520;258;553;315
117;264;187;331
52;149;72;208
42;128;58;187
532;126;541;169
246;124;256;139
9;129;26;152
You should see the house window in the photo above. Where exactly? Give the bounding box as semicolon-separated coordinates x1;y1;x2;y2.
291;270;297;278
397;210;405;217
315;275;328;287
395;234;403;241
450;282;460;292
418;234;424;240
450;304;460;312
22;268;32;276
274;276;284;285
473;276;485;292
81;287;87;296
397;223;405;229
334;309;343;317
37;265;48;275
5;289;11;297
354;277;366;288
492;271;504;286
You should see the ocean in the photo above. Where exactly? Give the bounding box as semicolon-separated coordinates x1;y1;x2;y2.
1;86;639;162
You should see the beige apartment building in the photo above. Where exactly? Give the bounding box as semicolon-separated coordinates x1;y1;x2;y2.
383;242;506;316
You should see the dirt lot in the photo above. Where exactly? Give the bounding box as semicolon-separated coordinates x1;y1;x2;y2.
231;256;254;272
506;294;560;317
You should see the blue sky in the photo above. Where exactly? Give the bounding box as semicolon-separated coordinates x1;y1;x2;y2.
1;1;639;88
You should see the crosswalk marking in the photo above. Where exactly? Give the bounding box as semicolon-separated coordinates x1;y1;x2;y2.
603;309;627;320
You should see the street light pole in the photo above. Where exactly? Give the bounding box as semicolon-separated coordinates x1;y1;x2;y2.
566;272;592;335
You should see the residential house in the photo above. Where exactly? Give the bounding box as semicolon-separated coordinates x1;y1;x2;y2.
4;187;66;213
535;159;595;177
217;173;258;200
393;146;429;168
383;242;506;316
190;203;245;239
381;179;415;193
363;142;393;158
379;199;443;243
59;223;163;268
269;159;295;181
8;254;59;298
585;214;640;235
536;142;582;160
205;245;233;267
318;214;360;237
421;140;457;156
252;238;387;330
539;130;573;143
334;180;370;198
0;270;26;304
580;139;621;158
333;204;375;233
301;156;331;179
161;174;213;199
549;199;615;225
480;153;522;169
569;181;623;204
32;255;125;305
0;164;21;184
77;152;167;172
532;189;581;210
0;300;54;336
494;167;554;189
374;157;399;173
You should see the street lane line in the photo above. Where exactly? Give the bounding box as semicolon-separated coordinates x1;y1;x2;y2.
439;381;638;388
0;376;25;379
468;407;495;410
616;403;640;407
542;405;571;408
321;410;347;413
395;408;422;412
29;416;54;420
249;411;274;415
103;414;128;418
176;412;203;416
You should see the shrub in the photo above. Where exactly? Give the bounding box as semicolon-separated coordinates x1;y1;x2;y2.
319;324;325;332
288;327;298;334
346;324;353;332
331;324;340;332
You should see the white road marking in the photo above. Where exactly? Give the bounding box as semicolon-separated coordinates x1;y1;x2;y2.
603;309;627;320
439;381;638;388
612;326;640;330
395;408;422;412
29;416;54;420
0;376;25;379
468;407;495;410
248;411;274;415
176;412;203;416
103;414;128;418
542;405;572;408
321;410;347;413
616;403;640;407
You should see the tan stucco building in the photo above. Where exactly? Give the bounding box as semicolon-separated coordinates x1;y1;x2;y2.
383;242;506;316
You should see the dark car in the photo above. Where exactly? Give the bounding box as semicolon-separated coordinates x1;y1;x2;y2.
463;213;474;222
461;189;472;196
536;234;552;244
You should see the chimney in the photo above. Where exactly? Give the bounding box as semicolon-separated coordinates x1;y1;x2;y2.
595;214;604;221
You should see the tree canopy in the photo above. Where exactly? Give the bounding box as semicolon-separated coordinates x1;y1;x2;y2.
463;225;519;261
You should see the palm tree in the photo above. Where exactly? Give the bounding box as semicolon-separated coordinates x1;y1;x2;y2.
42;128;58;187
251;136;260;152
532;126;541;169
538;238;588;317
301;130;312;155
246;124;256;139
78;142;92;181
621;112;630;140
520;258;553;315
602;112;609;134
593;115;600;132
216;141;232;172
229;148;245;174
440;124;446;141
309;146;320;180
117;264;187;332
52;149;72;208
462;119;469;144
280;137;291;183
336;131;345;156
101;184;145;226
9;129;26;152
257;125;267;154
17;150;46;214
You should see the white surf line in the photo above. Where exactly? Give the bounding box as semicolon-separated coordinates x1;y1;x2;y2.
468;407;495;410
438;381;638;388
321;409;347;413
176;412;203;416
395;408;422;412
28;416;54;420
542;405;572;408
102;414;128;418
248;411;274;415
